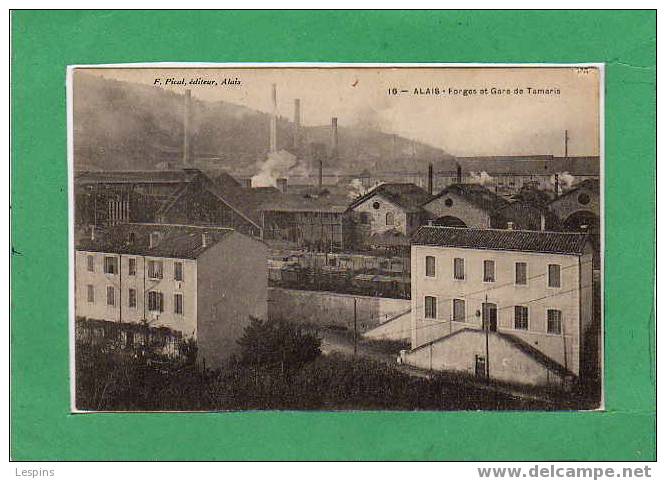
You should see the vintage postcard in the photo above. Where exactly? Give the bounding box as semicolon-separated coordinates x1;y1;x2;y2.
68;64;603;412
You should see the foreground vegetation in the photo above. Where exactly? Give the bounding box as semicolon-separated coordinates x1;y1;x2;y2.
76;318;591;411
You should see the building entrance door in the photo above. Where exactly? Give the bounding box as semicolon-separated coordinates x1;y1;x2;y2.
482;302;498;331
475;355;487;377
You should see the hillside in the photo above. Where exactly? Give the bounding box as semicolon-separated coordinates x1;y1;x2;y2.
72;72;450;174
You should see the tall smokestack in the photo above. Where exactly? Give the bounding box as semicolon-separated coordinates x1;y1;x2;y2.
183;89;191;166
270;84;277;153
456;163;462;184
330;117;338;159
427;164;433;195
293;99;301;151
554;173;560;197
318;158;323;191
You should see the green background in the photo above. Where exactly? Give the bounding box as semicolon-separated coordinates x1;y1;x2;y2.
10;10;656;460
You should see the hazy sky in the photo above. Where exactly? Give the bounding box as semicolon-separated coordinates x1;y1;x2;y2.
82;66;600;157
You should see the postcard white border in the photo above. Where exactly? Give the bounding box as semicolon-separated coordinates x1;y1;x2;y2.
66;62;605;413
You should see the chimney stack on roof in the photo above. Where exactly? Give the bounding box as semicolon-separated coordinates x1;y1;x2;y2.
183;89;191;166
276;177;287;193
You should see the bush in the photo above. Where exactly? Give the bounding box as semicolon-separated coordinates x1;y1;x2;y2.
237;317;321;373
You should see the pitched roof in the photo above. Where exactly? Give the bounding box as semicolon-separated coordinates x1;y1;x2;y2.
157;172;263;228
430;183;509;213
410;328;574;379
412;226;589;255
75;223;235;259
259;191;350;213
348;183;434;212
493;202;561;232
76;169;201;185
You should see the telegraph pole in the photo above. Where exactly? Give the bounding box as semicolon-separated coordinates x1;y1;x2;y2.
353;297;358;357
484;294;490;382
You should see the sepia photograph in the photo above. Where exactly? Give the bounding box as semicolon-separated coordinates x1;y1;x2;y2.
69;65;603;412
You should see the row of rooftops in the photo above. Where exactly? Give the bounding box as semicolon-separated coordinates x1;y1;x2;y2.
75;168;599;240
76;167;599;218
77;222;590;258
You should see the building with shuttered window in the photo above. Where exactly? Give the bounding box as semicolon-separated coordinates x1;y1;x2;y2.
75;223;267;368
402;225;598;387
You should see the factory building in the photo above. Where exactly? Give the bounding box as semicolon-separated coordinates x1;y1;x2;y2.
422;183;509;228
347;183;433;250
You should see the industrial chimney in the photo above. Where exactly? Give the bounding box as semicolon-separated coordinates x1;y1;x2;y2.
270;84;278;153
456;162;462;184
554;173;560;197
330;117;339;160
183;89;191;166
427;163;434;195
293;99;301;150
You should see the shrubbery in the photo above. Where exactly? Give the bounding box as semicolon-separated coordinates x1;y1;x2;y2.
75;318;582;411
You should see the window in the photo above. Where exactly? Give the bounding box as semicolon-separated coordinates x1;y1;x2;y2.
149;232;161;247
425;296;437;319
548;264;561;288
106;286;115;306
483;260;495;282
547;309;562;334
87;255;94;272
454;258;465;280
148;291;164;312
453;299;465;322
174;294;183;315
444;198;453;207
174;261;183;281
128;288;137;308
372;201;380;210
425;256;436;277
515;262;527;285
578;192;591;205
360;212;371;224
385;211;395;226
128;258;136;276
148;260;163;279
514;306;529;330
103;256;118;274
86;285;94;303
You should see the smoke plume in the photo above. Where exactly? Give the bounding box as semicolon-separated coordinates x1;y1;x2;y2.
469;171;493;185
251;150;297;187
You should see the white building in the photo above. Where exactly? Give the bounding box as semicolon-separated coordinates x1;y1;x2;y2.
75;223;267;368
402;226;596;387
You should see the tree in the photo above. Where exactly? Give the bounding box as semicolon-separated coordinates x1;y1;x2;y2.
237;317;321;374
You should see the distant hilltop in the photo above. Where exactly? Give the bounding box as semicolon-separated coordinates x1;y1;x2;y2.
72;72;452;174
